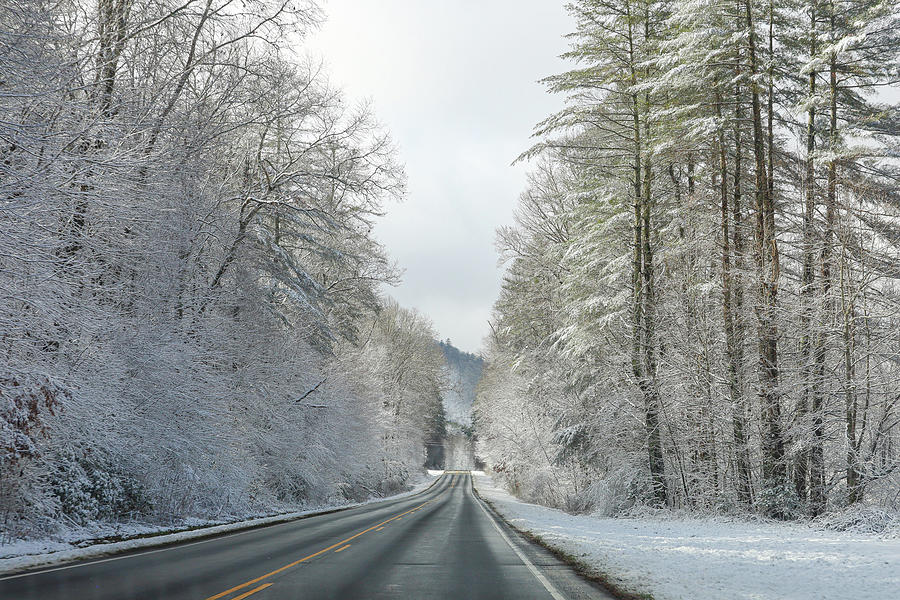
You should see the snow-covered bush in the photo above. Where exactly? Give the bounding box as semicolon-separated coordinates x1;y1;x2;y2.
754;482;805;521
579;467;651;517
0;375;63;464
48;453;150;524
0;375;66;536
816;505;900;535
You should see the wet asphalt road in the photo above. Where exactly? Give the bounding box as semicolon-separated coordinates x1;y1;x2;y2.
0;472;611;599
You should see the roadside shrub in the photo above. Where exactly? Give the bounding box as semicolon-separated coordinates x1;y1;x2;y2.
0;374;65;537
816;505;900;535
755;481;804;520
48;453;151;524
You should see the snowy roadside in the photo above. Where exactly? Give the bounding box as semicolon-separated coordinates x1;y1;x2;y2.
473;473;900;600
0;471;443;577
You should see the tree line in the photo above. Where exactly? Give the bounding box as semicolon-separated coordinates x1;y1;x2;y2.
0;0;445;537
476;0;900;518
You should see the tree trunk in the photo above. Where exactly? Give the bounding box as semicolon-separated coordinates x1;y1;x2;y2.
810;12;839;514
731;72;753;505
626;8;667;506
796;1;818;507
745;0;786;513
94;0;132;116
841;254;861;504
642;139;667;506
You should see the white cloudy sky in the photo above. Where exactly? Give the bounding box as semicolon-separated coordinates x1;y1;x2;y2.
303;1;573;354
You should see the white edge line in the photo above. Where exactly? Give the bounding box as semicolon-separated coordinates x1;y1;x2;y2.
470;477;567;600
0;473;450;582
0;527;259;581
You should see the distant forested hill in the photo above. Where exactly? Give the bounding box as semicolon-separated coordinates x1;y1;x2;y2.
438;340;484;426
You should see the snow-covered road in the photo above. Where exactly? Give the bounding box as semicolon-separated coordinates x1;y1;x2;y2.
474;473;900;600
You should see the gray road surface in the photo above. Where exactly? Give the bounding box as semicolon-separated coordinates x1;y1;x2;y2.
0;472;612;599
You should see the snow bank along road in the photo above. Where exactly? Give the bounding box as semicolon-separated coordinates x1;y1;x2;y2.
475;475;900;600
0;472;609;599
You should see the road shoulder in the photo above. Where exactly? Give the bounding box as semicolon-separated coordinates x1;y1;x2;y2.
470;474;627;600
0;472;443;578
472;472;900;600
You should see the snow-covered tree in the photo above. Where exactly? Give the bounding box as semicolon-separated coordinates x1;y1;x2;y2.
478;0;900;519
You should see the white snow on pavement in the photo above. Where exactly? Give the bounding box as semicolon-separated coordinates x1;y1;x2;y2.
473;473;900;600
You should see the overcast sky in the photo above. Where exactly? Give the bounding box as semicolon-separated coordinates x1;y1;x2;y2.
304;1;573;354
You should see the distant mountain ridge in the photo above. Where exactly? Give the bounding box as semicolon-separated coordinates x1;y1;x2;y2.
438;340;483;426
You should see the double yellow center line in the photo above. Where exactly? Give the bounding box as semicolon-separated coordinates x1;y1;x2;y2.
204;498;433;600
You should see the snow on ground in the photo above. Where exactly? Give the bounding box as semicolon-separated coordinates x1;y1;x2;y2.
473;473;900;600
0;471;442;577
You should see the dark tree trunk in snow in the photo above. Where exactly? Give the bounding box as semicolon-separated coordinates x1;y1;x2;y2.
745;0;787;513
